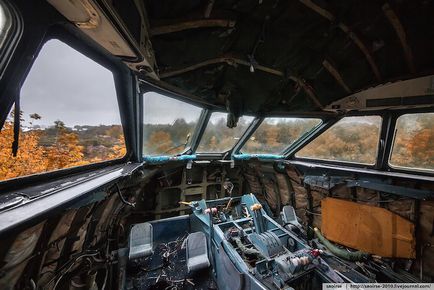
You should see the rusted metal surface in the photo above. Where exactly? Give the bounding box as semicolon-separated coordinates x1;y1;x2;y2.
382;3;416;74
298;0;382;82
74;0;100;29
150;19;236;36
322;197;416;258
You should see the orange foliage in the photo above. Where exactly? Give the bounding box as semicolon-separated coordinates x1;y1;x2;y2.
406;129;433;167
109;136;127;159
390;114;434;170
45;128;87;170
146;131;174;154
265;126;282;149
0;122;47;180
297;121;381;164
0;113;127;181
1;111;432;182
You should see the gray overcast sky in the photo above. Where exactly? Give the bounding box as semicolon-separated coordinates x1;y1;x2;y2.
20;39;204;127
143;92;203;124
21;39;121;127
15;40;378;130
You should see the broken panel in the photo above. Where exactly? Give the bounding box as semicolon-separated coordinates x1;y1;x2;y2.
321;197;415;258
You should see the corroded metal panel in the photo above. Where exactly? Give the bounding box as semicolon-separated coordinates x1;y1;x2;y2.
321;197;415;258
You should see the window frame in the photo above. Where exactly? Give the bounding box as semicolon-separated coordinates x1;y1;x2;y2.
237;116;324;156
0;0;22;130
231;114;327;157
0;26;133;188
386;111;434;174
0;0;22;79
290;109;434;177
292;113;384;168
195;110;256;154
140;89;207;157
139;99;258;158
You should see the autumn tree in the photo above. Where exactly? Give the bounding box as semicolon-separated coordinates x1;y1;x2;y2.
0;113;47;180
45;121;87;170
109;135;127;159
0;108;128;181
390;114;434;169
265;126;281;150
146;131;174;154
297;118;382;164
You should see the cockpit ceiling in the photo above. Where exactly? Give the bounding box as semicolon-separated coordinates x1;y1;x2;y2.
143;0;434;115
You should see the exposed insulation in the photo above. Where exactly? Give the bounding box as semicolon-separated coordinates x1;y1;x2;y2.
332;184;353;200
0;222;45;290
387;199;415;221
262;176;279;213
243;169;262;194
311;190;324;229
294;186;308;224
71;208;93;253
39;210;77;286
418;200;434;280
286;167;309;225
92;194;118;246
275;173;291;206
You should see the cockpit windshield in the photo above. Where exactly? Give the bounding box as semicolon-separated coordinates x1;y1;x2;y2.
241;117;321;154
142;93;323;157
197;112;254;153
142;92;202;156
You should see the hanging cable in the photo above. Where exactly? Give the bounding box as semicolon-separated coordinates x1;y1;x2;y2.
115;183;136;207
12;98;20;157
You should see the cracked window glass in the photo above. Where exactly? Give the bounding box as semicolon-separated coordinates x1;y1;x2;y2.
197;112;254;153
143;92;202;156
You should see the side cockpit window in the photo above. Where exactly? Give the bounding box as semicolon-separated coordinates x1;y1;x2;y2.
296;116;382;165
390;112;434;172
0;39;125;182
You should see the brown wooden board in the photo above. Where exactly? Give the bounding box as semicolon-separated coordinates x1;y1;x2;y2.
321;198;415;258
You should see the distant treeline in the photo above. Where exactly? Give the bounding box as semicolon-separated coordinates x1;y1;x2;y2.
1;112;432;181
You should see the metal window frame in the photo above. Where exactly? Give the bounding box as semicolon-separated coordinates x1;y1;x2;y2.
194;111;256;155
290;108;434;178
231;115;327;157
386;110;434;175
291;113;385;169
139;85;210;157
0;22;136;190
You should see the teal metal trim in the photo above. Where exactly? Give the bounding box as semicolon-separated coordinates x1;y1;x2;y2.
232;154;283;160
143;154;197;164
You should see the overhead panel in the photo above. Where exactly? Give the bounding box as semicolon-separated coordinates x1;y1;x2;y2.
46;0;158;79
326;75;434;111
